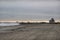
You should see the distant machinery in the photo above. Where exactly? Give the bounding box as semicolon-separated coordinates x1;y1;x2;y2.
49;18;55;24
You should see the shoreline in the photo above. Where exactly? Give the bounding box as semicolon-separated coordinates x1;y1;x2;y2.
0;24;60;40
0;24;60;33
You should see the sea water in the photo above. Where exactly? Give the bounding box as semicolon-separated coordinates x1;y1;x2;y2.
0;22;20;32
0;22;19;26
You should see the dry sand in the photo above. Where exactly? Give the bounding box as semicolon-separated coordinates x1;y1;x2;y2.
0;24;60;40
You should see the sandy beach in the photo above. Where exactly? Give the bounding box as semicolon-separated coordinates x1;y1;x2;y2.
0;24;60;40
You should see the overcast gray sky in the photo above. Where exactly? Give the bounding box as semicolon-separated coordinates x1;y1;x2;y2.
0;0;60;21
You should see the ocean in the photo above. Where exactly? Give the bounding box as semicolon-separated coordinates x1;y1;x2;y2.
0;22;19;26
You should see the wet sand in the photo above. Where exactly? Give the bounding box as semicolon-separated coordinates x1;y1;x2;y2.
0;24;60;40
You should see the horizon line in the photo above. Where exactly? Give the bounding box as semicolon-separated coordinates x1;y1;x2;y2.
0;20;60;22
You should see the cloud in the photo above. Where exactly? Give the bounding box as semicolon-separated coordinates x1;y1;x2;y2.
0;0;59;1
0;1;59;8
0;1;60;16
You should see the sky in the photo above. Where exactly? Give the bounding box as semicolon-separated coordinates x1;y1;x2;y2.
0;0;60;21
